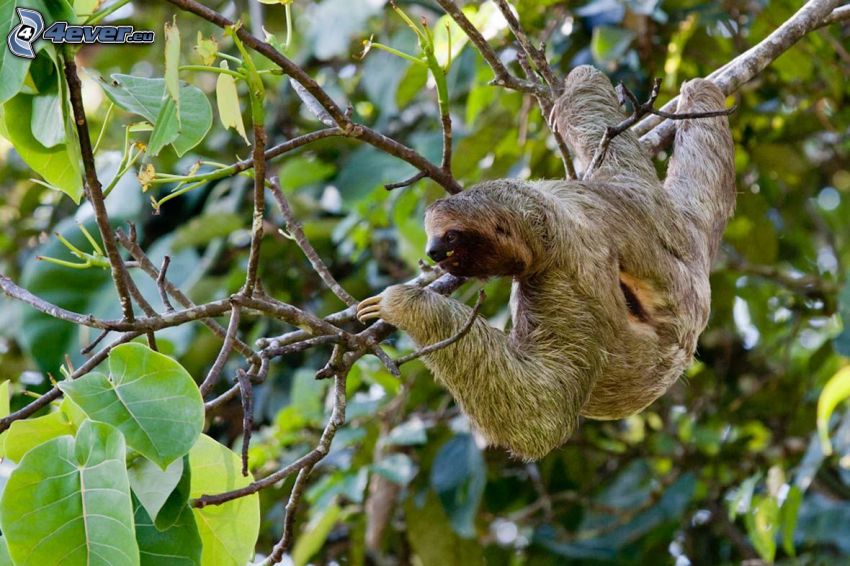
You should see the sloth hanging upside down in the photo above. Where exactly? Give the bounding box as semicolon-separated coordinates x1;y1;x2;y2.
357;65;736;460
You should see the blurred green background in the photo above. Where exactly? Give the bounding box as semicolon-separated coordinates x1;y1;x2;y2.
1;0;849;563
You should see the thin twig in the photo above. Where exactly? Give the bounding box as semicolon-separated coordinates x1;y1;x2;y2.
269;178;357;306
164;0;462;194
236;368;254;476
264;466;314;565
194;373;347;509
200;305;241;396
116;230;261;365
385;171;427;191
242;110;267;297
396;289;485;365
157;256;176;312
433;0;546;97
0;331;142;432
62;53;136;322
494;0;557;88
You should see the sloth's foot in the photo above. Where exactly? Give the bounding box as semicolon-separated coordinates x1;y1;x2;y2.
356;295;384;323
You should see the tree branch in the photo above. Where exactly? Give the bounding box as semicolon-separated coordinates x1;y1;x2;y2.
638;0;843;153
62;52;136;322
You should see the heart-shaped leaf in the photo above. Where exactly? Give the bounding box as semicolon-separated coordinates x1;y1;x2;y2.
60;343;204;468
0;420;139;566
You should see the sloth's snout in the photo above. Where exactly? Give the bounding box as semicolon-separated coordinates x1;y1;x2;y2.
427;244;448;262
427;236;455;262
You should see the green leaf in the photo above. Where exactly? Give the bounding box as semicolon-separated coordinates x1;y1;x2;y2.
135;498;202;566
744;495;778;564
172;212;244;250
0;381;9;418
164;17;181;107
404;492;485;566
148;96;180;156
278;156;336;189
3;409;74;462
429;434;485;537
190;435;260;566
129;456;185;523
96;74;212;157
31;91;65;148
154;455;192;531
0;536;10;566
1;94;83;202
215;62;248;143
590;26;635;65
373;453;417;486
292;502;341;566
816;365;850;455
0;0;73;104
0;420;140;566
60;343;204;468
780;486;802;557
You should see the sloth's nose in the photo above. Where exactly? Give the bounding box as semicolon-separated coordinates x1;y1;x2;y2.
427;245;448;262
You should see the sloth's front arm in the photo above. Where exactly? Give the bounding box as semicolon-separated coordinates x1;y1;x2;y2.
358;284;591;461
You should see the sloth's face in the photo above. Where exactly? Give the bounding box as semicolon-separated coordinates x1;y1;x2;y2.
424;209;530;279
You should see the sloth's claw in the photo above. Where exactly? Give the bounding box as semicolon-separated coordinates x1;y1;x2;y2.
357;295;384;323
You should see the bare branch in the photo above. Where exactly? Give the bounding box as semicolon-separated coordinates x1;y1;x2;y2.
156;256;176;313
269;178;357;306
493;0;557;88
200;304;241;396
396;289;485;365
385;171;427;191
62;53;136;322
242;114;267;297
117;230;260;365
433;0;547;97
236;368;254;476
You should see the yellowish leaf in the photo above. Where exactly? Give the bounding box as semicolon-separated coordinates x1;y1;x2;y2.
215;62;249;144
817;365;850;455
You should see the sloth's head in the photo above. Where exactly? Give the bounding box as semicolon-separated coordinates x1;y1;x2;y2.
424;186;536;278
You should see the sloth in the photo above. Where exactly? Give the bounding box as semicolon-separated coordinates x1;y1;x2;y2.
357;65;735;460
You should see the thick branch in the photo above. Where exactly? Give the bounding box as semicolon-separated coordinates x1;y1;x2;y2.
639;0;843;153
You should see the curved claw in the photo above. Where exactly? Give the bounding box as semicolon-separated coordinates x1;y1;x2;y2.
357;295;383;323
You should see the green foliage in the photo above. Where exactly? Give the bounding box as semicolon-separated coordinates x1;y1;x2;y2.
0;420;139;565
60;342;204;468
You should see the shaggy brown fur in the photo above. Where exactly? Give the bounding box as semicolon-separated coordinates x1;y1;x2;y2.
358;66;735;460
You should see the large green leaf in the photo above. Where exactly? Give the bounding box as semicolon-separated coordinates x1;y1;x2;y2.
60;343;204;469
95;74;212;156
0;0;75;104
1;94;83;201
190;435;260;566
0;420;139;566
135;498;202;566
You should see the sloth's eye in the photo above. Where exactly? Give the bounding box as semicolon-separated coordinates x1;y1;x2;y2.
445;231;459;244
